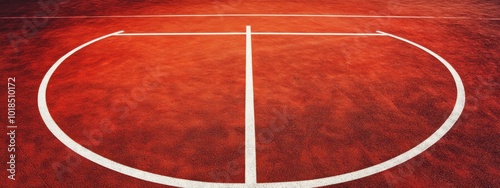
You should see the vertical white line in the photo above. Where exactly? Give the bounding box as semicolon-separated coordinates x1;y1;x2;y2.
245;25;257;185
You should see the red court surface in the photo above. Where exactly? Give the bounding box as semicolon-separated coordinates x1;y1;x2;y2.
0;1;499;187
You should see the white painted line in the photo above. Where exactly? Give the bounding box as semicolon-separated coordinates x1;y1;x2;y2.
1;14;497;20
38;31;246;188
255;31;466;187
116;32;384;36
116;32;246;36
38;29;465;188
252;32;385;36
377;31;466;120
245;25;258;186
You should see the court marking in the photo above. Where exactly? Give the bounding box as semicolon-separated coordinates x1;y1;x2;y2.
257;30;466;187
38;27;465;187
245;25;257;186
37;30;243;188
1;14;498;20
115;32;385;36
117;32;247;36
252;32;386;36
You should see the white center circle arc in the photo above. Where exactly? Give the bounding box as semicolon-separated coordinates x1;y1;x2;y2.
38;30;465;187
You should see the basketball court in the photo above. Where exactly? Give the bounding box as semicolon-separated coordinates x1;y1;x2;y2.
1;1;499;187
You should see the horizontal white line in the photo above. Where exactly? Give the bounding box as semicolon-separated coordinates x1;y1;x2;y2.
0;14;497;20
252;32;386;36
115;32;386;36
116;32;246;36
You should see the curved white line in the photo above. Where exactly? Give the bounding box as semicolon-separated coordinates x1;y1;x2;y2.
37;31;246;188
38;30;465;187
256;31;466;187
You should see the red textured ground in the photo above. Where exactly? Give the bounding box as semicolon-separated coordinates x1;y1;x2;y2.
0;1;499;187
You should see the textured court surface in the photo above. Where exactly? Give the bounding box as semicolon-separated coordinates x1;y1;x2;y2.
0;1;499;187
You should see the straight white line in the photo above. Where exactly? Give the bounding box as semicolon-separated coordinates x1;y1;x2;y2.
115;32;384;36
116;32;246;36
252;32;385;36
1;14;498;20
245;25;257;186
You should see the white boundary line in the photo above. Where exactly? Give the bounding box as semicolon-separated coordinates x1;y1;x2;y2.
245;25;257;186
38;28;465;187
116;32;246;36
115;32;385;36
37;30;245;188
256;31;466;187
1;14;498;20
252;32;385;36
